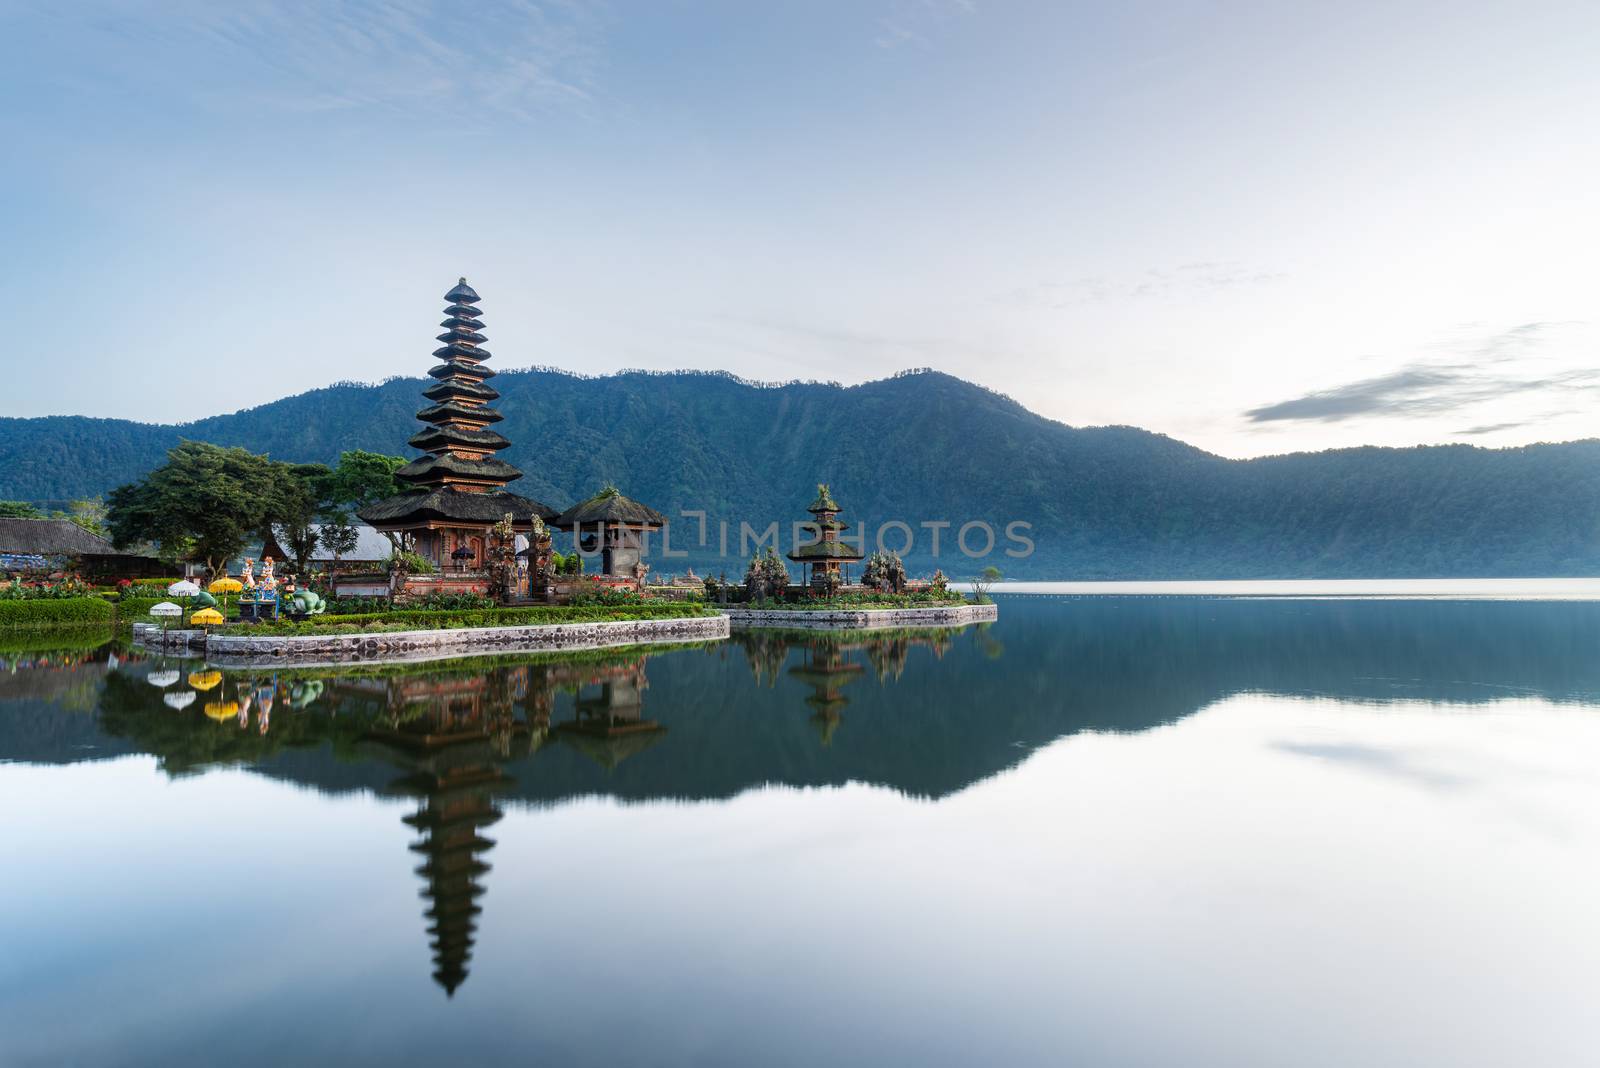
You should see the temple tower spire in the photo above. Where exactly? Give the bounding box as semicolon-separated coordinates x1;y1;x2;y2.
357;277;557;582
397;279;524;494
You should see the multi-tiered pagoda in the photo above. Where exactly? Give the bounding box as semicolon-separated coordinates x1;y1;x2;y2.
360;279;557;575
787;483;865;590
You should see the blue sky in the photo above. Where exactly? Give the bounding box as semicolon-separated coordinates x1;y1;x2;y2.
2;0;1596;456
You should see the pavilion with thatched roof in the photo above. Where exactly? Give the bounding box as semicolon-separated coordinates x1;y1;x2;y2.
552;486;666;582
787;484;865;591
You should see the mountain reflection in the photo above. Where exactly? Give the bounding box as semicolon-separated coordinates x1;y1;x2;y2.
7;597;1600;995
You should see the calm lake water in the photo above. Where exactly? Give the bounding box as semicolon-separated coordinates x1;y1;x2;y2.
4;589;1600;1066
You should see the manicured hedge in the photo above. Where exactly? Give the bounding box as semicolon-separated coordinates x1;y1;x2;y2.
114;596;169;620
226;602;718;636
0;597;116;628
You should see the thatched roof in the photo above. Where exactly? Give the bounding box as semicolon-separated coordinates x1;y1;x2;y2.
788;539;864;562
0;518;118;556
359;488;558;526
553;487;666;529
416;400;503;425
431;342;492;361
408;426;511;453
421;379;500;403
808;483;840;513
396;454;523;485
428;360;496;381
435;329;487;345
444;278;481;303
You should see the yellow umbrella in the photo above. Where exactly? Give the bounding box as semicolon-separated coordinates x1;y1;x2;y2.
188;670;223;691
203;700;241;721
191;607;224;627
208;578;243;614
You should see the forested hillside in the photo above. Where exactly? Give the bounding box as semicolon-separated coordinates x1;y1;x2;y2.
2;369;1597;577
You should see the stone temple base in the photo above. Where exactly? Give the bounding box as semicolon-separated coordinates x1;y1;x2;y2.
132;614;729;667
721;602;998;631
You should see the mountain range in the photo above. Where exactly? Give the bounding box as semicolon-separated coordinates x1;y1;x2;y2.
3;368;1597;578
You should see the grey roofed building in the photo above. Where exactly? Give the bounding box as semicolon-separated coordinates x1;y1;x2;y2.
259;522;394;564
0;516;168;577
308;522;393;563
0;517;119;556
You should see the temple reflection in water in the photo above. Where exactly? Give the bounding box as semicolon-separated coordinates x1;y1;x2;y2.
741;628;957;745
349;657;671;994
158;631;951;994
14;595;1600;1064
361;669;531;997
25;598;1600;999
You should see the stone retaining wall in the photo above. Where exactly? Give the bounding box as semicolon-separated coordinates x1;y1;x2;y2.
133;615;729;667
131;624;205;651
722;602;997;631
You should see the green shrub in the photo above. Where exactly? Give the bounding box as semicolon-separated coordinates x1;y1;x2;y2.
322;591;496;615
126;580;185;598
0;597;115;628
324;595;388;615
387;551;435;575
114;596;170;620
566;580;649;607
549;551;584;575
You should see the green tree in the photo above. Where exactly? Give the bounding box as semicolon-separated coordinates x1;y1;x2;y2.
972;565;1002;602
55;497;109;537
0;501;43;518
275;462;333;577
320;509;361;570
321;450;406;509
107;442;296;577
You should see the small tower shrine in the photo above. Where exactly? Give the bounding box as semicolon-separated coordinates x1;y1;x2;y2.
552;486;666;586
360;279;557;586
787;483;865;591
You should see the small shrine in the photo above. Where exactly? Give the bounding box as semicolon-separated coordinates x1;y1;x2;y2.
552;487;666;586
359;279;558;595
787;484;865;591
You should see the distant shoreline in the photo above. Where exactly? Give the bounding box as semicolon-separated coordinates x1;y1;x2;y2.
967;578;1600;601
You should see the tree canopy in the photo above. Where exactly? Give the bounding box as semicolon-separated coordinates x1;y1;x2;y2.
320;450;406;509
105;446;408;576
108;442;301;575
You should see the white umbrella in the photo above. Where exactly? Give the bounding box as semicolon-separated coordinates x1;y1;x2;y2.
168;580;202;597
150;600;184;644
147;669;181;688
163;690;197;710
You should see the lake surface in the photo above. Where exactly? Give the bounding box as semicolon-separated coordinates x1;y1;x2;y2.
4;592;1599;1066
